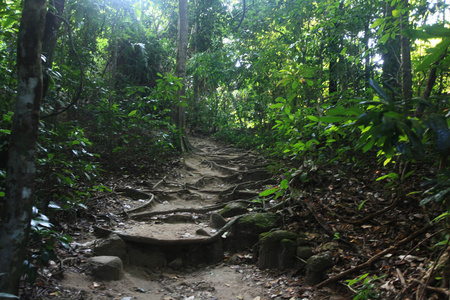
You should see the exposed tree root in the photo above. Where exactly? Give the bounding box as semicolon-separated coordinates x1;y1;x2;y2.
95;213;247;246
115;188;153;200
218;179;271;202
152;176;167;189
129;203;227;220
123;193;155;215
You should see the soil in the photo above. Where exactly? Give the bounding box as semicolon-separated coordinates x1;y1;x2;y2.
25;136;446;300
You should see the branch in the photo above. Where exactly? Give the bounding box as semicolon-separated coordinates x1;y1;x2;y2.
235;0;246;32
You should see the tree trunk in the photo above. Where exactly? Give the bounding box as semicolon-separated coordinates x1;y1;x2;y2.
173;0;189;151
0;0;47;296
381;1;401;90
42;0;65;68
400;0;412;104
42;0;65;100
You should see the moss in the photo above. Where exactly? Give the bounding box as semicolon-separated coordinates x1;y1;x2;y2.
238;212;280;231
259;230;299;243
219;202;248;218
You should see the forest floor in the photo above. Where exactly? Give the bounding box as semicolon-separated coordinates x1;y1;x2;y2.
25;135;447;300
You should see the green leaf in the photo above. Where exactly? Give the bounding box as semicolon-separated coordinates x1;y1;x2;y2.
416;39;450;71
424;25;450;37
369;79;391;102
376;172;399;181
270;103;284;109
371;18;385;28
362;138;375;153
307;115;319;122
259;187;279;197
320;116;346;123
128;110;137;117
280;179;289;190
380;33;390;44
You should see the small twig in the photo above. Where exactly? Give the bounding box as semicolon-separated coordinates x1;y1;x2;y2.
153;176;167;189
396;268;406;286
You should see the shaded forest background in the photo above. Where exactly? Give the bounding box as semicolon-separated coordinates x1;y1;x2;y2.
0;0;449;298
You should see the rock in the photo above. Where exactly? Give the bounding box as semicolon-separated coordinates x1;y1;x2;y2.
278;239;297;270
168;257;183;270
256;231;299;270
259;230;301;243
219;202;248;218
94;233;127;261
196;228;211;236
296;246;313;260
88;256;123;281
227;212;282;251
306;251;334;284
210;213;227;229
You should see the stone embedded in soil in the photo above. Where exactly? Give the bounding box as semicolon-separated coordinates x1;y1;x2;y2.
219;202;248;218
256;230;300;270
296;246;313;260
93;233;127;261
227;212;282;251
210;212;227;229
306;251;334;285
87;256;123;281
168;257;183;270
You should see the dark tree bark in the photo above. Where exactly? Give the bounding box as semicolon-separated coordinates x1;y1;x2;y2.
381;1;401;90
400;0;412;103
0;0;47;296
173;0;189;151
42;0;65;98
42;0;65;68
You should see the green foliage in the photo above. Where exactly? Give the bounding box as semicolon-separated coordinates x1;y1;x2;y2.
346;273;386;300
35;121;103;212
421;171;450;206
259;179;289;200
353;80;425;164
25;206;71;284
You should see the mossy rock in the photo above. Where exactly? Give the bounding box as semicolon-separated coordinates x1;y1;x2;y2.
219;202;248;218
226;212;281;251
305;251;334;285
236;212;281;232
259;230;301;244
296;246;313;260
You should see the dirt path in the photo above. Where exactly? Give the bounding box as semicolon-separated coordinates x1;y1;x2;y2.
48;136;304;300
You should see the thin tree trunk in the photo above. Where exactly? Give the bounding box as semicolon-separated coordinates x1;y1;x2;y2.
381;1;401;90
42;0;65;69
0;0;47;296
173;0;189;151
400;0;412;104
